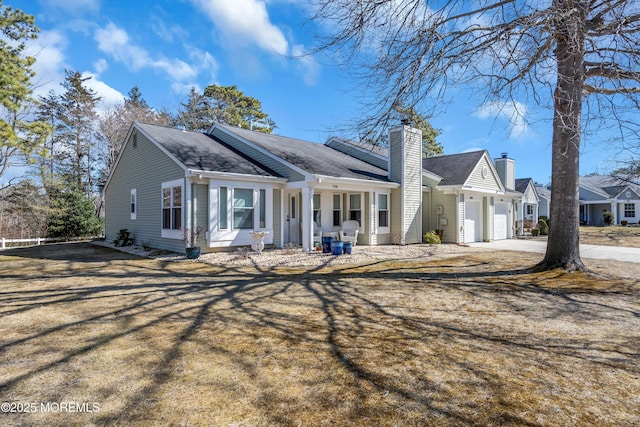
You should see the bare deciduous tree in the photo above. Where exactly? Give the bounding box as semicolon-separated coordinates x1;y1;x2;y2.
311;0;640;271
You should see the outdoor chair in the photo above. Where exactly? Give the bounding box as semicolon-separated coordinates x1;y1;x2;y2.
339;220;360;245
313;222;322;242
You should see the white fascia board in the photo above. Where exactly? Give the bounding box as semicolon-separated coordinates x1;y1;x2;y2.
580;199;614;205
187;169;287;185
422;169;443;182
214;125;314;181
310;174;400;189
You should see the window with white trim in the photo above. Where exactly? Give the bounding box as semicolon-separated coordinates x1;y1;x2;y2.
349;193;362;225
130;188;137;220
624;203;635;218
219;187;228;229
333;194;342;226
161;180;183;238
526;204;533;216
313;193;321;226
259;189;266;228
233;188;254;229
378;193;389;229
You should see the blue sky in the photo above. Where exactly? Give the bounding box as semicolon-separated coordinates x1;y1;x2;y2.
16;0;622;185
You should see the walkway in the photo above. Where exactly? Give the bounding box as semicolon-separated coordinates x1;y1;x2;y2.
467;239;640;263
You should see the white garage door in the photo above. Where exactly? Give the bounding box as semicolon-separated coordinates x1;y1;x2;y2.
494;202;509;240
464;200;483;243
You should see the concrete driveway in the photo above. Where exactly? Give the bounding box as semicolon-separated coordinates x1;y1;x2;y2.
468;239;640;263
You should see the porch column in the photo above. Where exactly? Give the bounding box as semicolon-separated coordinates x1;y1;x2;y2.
301;186;314;252
534;203;539;223
611;200;618;224
518;199;524;235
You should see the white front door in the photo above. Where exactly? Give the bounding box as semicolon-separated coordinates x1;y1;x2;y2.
287;193;299;244
494;202;509;240
464;200;483;243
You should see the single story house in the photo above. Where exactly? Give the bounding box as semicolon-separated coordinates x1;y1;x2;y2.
579;174;640;225
104;122;529;253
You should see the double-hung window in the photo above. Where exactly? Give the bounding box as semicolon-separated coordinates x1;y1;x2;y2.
378;193;389;229
333;195;342;226
233;188;254;229
349;194;362;225
162;180;183;238
217;186;271;231
624;203;635;218
313;194;321;226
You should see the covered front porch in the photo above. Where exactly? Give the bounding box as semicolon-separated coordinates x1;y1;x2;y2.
282;177;400;252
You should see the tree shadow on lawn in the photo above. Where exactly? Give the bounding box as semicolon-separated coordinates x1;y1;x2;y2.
0;244;638;426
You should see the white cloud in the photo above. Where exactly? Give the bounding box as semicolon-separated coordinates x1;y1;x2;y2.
94;23;152;71
93;58;108;75
188;48;219;82
190;0;288;55
81;71;125;113
153;57;198;82
94;23;208;84
150;15;189;44
474;100;531;140
25;30;67;97
292;44;320;86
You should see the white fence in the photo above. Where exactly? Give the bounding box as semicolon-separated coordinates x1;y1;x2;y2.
0;237;92;249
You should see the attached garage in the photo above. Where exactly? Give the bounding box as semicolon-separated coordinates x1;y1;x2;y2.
464;200;483;243
494;202;510;240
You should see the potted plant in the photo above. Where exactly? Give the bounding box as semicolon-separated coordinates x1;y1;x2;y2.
183;226;204;259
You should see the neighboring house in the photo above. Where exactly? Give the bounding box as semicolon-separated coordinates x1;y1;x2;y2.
578;174;640;225
104;122;528;253
535;184;551;218
515;178;540;223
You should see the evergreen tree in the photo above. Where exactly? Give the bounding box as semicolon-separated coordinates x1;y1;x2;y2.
57;70;100;194
0;2;51;182
47;187;102;239
177;85;275;133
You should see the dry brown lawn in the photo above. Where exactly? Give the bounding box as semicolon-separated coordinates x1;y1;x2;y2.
580;225;640;248
0;243;638;426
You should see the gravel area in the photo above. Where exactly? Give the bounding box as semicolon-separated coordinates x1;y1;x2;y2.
94;241;482;268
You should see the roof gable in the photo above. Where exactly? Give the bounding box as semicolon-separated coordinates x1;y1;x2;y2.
516;178;539;203
423;150;504;192
422;150;486;186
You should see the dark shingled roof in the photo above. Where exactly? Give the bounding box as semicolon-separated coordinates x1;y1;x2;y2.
217;124;390;182
515;178;533;193
422;150;486;186
136;122;278;177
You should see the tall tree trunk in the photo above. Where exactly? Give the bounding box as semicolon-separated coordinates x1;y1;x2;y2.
536;1;587;271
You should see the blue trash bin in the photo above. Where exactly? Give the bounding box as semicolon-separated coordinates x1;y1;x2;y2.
331;240;343;256
342;241;353;255
322;236;333;253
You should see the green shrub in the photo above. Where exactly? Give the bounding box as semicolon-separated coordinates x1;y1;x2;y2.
603;211;614;226
48;188;103;239
114;229;134;246
531;228;540;236
423;231;441;245
537;218;549;235
538;215;549;228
